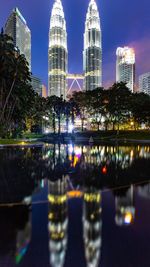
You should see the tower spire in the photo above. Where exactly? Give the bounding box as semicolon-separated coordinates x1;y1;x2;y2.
48;0;68;98
83;0;102;91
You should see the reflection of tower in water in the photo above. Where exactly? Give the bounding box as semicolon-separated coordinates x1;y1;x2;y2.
115;185;135;226
48;176;68;267
83;187;102;267
138;182;150;199
15;203;32;264
0;202;32;266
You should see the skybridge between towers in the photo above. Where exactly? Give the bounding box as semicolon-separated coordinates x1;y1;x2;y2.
67;73;84;96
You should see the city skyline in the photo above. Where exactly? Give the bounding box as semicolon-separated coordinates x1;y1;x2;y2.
0;0;149;88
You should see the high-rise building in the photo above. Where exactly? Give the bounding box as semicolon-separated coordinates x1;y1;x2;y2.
5;7;31;71
83;0;102;91
139;72;150;96
31;75;42;96
48;0;68;99
116;47;135;92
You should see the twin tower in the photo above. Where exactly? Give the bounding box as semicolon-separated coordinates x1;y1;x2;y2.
48;0;102;98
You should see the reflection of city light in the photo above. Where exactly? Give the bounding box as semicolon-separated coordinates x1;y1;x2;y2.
51;232;65;240
124;212;133;224
44;128;50;134
74;147;81;156
68;144;74;154
21;141;26;145
68;123;74;133
67;190;83;198
48;212;54;219
83;146;87;153
130;150;134;158
48;194;67;204
101;166;107;174
84;193;101;203
16;241;29;264
72;156;79;167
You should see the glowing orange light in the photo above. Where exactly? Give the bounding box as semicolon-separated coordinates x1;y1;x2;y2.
67;191;83;198
102;166;107;174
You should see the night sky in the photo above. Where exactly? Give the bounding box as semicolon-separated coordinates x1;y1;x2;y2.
0;0;150;88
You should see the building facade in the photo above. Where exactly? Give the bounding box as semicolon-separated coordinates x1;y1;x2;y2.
139;72;150;95
83;0;102;91
5;7;31;71
48;0;68;99
31;76;42;96
116;47;135;92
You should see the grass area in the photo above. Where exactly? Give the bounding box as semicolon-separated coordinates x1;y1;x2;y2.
0;131;150;145
115;131;150;140
22;133;45;139
74;130;150;140
0;139;40;145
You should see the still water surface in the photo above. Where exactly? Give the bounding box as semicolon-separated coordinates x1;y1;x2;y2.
0;144;150;267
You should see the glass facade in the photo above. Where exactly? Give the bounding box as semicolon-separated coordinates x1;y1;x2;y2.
139;72;150;96
5;7;31;71
31;75;42;96
83;0;102;91
48;0;68;99
116;47;135;92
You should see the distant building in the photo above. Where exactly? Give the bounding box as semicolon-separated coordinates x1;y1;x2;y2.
48;0;68;99
139;72;150;95
42;85;48;98
83;0;102;91
5;7;31;71
31;76;42;96
116;47;135;92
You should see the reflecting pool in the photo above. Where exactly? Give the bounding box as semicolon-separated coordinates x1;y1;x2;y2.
0;144;150;267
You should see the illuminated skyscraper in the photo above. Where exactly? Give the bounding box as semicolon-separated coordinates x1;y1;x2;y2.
83;0;102;91
48;178;68;267
83;187;102;267
48;0;68;98
116;47;135;92
139;72;150;96
5;7;31;71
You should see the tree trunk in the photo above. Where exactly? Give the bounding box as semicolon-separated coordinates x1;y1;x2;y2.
0;76;16;123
